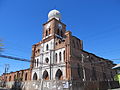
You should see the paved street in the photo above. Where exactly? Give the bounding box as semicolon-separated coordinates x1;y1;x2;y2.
0;87;10;90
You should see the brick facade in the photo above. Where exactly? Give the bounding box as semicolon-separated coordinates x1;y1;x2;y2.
0;10;117;86
0;69;31;82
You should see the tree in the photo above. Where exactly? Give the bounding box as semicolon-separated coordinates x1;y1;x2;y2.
114;73;120;84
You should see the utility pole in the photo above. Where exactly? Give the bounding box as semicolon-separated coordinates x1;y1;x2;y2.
81;54;89;81
81;54;86;81
3;64;9;87
4;64;10;74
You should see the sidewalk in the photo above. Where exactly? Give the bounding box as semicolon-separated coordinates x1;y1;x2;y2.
0;87;10;90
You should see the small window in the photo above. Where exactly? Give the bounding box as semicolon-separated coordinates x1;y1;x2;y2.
59;40;61;44
46;30;48;36
49;28;51;35
55;42;58;45
37;59;39;66
63;50;65;61
35;59;37;67
46;44;49;51
38;49;40;53
59;52;62;62
56;53;58;63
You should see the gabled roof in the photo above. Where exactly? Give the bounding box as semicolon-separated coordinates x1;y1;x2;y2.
112;64;120;69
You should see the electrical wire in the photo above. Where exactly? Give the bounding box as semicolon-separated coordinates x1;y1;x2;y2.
0;54;118;76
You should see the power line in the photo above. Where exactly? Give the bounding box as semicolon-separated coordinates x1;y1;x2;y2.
0;54;118;78
0;54;30;62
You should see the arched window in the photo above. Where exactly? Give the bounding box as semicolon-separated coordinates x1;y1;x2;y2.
55;53;57;63
55;69;63;80
35;59;37;67
38;49;40;53
34;59;36;67
25;73;27;81
45;58;49;63
59;52;62;62
46;44;49;51
49;28;51;35
55;42;58;45
37;59;39;67
9;76;11;81
59;40;61;44
46;30;48;36
14;75;16;81
63;50;65;61
33;72;37;80
42;70;49;80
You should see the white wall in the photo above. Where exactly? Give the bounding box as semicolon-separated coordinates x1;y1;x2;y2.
32;39;66;80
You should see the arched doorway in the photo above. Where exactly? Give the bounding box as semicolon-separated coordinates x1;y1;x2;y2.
42;70;49;80
55;69;63;80
33;72;38;80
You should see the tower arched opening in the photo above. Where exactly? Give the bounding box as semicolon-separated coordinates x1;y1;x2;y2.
33;72;38;80
42;70;49;80
55;69;63;80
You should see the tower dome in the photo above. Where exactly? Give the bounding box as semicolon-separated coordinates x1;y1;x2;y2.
48;9;61;21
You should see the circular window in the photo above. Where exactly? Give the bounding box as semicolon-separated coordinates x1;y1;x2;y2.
45;58;49;63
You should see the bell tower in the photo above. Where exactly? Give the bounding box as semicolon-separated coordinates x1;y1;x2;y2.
31;9;69;81
42;10;66;40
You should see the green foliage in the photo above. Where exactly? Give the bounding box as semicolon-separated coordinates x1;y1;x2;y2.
114;73;120;83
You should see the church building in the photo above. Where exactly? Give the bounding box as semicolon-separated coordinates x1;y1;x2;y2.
30;9;116;82
0;9;119;90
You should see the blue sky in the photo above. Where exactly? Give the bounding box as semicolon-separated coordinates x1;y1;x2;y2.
0;0;120;75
